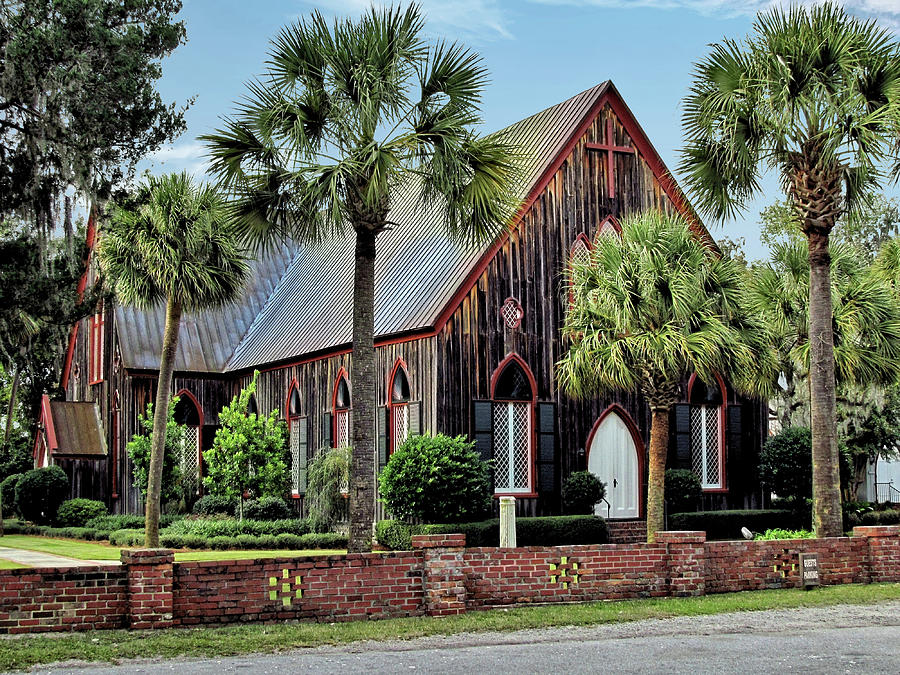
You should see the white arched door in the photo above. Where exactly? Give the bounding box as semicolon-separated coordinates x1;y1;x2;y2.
588;412;640;519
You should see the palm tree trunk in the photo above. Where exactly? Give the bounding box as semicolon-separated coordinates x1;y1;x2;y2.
4;365;21;444
348;229;377;553
807;230;842;537
646;407;669;543
145;298;182;548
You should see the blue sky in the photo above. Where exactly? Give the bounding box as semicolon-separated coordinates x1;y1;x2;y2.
145;1;900;261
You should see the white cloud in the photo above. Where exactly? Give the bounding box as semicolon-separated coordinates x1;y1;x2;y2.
296;1;513;40
147;142;209;178
528;0;900;29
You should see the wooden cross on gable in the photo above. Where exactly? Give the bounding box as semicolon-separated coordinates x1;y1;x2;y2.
585;117;635;199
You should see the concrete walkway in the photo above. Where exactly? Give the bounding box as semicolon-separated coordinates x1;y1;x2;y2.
0;546;120;568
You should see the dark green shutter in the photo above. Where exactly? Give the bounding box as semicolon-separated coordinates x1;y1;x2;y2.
673;403;691;470
536;402;557;493
377;405;388;472
726;403;743;490
473;400;493;463
409;401;422;436
298;416;309;493
324;412;333;448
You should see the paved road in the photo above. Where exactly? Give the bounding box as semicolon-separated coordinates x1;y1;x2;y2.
0;547;116;568
26;601;900;675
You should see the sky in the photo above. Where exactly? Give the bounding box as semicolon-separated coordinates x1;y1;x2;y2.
143;1;900;261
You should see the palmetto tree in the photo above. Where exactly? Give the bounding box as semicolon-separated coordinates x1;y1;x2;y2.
202;5;520;552
751;240;900;430
680;2;900;537
557;211;773;543
99;172;248;547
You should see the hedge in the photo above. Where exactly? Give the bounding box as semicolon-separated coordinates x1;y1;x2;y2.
56;499;107;527
667;509;809;540
376;516;609;550
164;517;310;538
85;514;183;532
859;509;900;526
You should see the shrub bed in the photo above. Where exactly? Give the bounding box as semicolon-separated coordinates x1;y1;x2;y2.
859;508;900;526
164;517;310;538
376;516;609;550
85;514;183;532
668;509;809;540
56;499;108;527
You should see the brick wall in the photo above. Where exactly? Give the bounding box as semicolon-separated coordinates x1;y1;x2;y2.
2;527;899;634
174;551;423;625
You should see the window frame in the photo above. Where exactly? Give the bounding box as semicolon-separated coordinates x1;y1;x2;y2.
332;369;351;449
490;354;537;497
388;359;411;454
174;389;204;497
687;374;727;492
88;305;104;384
286;381;304;497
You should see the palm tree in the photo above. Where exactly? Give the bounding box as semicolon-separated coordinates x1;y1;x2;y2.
99;172;249;547
557;210;773;543
751;240;900;430
679;2;900;537
202;5;520;552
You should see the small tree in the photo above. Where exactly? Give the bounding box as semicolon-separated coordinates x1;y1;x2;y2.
202;375;288;519
306;446;351;534
379;434;492;524
14;466;68;524
760;427;813;505
562;471;606;515
127;398;184;505
665;469;702;514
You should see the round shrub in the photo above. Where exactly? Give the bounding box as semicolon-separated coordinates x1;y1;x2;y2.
375;520;412;550
236;534;259;549
562;471;606;515
665;469;702;513
760;427;812;503
159;533;186;549
0;473;22;518
209;535;234;550
379;434;492;523
275;532;303;549
109;528;143;546
14;466;69;524
240;496;291;521
192;494;237;516
56;499;108;527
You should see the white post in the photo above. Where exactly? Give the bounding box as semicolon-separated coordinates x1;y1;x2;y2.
499;496;516;548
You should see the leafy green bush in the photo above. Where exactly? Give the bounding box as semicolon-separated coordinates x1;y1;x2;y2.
192;495;237;516
562;471;606;515
0;473;22;517
299;533;346;549
85;514;182;531
665;469;702;513
163;517;309;538
759;427;812;503
668;509;809;540
1;519;41;535
127;398;184;503
14;466;69;524
241;497;291;521
306;446;350;533
375;516;609;549
159;533;185;549
208;535;234;550
755;528;814;540
275;532;303;549
109;528;144;546
56;498;108;527
860;509;900;525
379;434;492;523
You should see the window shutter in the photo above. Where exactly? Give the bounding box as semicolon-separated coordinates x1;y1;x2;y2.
673;403;691;470
726;403;743;489
409;401;422;436
537;402;556;493
298;416;309;493
377;406;388;472
324;412;333;448
472;400;493;463
347;409;353;447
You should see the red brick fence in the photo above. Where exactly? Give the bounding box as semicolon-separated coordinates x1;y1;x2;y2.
2;526;898;634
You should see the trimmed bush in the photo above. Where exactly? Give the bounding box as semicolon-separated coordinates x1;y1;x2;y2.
192;495;237;516
562;471;606;515
209;536;234;550
299;532;346;549
14;466;69;524
665;469;702;513
275;532;303;549
236;534;258;549
85;514;183;532
860;509;900;526
164;517;309;539
755;528;814;540
56;499;108;527
375;519;411;550
1;473;22;517
241;497;291;521
379;434;492;523
109;528;144;546
159;533;186;549
668;509;808;540
759;427;812;503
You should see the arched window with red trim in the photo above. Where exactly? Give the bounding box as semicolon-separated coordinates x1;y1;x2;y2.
286;382;308;495
88;299;104;384
333;372;351;449
174;391;203;497
598;214;622;238
389;364;410;452
490;355;536;495
688;376;725;489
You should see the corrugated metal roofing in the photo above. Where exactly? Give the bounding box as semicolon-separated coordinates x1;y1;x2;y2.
48;401;107;457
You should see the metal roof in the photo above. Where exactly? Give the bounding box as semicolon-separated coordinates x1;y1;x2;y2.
115;81;712;375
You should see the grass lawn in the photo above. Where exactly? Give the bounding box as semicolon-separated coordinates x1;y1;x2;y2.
0;558;25;570
0;535;346;563
1;583;899;671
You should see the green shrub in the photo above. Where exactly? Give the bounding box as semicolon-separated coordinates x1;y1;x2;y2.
256;534;279;549
562;471;606;515
1;473;22;517
755;528;814;540
668;509;808;540
379;434;492;523
56;498;108;527
14;466;69;524
192;495;237;516
209;535;234;550
306;446;350;533
275;532;303;549
109;528;144;546
236;534;258;549
85;513;182;531
376;519;412;550
163;517;309;538
759;427;812;503
241;497;291;521
159;533;186;549
860;509;900;526
299;532;347;549
665;469;702;513
127;398;184;504
1;519;41;535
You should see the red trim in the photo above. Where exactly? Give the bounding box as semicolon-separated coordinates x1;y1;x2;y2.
88;309;104;384
174;389;204;428
489;354;538;495
598;214;622;236
500;297;523;330
584;404;646;519
387;358;410;454
686;374;728;492
111;391;120;499
332;368;350;448
174;388;204;492
62;207;98;391
33;395;58;465
585;117;637;198
573;232;593;252
286;378;301;420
